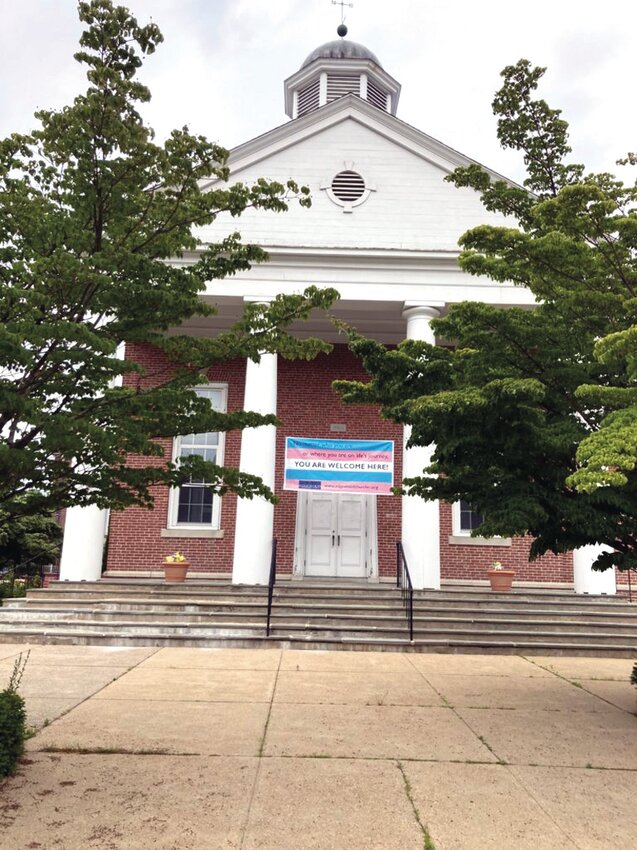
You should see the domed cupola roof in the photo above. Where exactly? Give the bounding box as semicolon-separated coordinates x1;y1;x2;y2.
301;39;383;70
284;29;401;120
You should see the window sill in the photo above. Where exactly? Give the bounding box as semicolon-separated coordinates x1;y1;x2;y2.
161;528;225;539
448;535;511;547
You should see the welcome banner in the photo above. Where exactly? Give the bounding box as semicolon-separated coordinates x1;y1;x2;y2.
284;437;394;495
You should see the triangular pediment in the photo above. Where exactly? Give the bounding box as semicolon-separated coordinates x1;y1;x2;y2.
208;94;511;184
198;95;513;254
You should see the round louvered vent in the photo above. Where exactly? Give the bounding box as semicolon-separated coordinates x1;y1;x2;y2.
331;170;365;202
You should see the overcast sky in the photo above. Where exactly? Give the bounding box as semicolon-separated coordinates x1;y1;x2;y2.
0;0;635;184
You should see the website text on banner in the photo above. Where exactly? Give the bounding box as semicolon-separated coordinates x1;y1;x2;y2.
284;437;394;495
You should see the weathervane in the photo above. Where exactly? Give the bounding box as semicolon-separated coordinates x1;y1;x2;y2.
332;0;353;37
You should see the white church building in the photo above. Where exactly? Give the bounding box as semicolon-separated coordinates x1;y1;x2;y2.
59;31;616;596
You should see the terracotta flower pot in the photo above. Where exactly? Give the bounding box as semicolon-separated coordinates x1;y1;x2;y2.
164;560;189;583
487;569;515;591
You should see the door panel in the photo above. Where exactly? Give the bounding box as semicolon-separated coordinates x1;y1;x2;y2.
336;496;366;577
304;493;369;578
305;494;336;576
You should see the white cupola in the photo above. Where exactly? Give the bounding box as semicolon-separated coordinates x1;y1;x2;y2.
284;28;401;120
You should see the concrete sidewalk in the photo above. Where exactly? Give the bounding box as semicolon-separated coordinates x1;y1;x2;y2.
0;644;635;849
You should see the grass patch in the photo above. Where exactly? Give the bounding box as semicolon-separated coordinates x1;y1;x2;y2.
39;745;198;756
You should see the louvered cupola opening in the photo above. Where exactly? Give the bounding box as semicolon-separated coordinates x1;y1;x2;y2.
366;78;388;111
297;78;320;117
327;73;359;102
284;36;401;119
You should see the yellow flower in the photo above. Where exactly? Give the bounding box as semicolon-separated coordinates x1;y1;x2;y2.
165;551;186;563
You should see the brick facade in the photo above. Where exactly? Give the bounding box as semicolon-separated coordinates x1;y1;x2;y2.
106;342;574;584
106;343;246;574
273;346;402;578
440;502;573;583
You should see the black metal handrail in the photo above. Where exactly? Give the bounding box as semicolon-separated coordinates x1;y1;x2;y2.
396;541;414;641
265;538;278;637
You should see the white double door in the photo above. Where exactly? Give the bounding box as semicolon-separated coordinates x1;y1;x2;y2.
302;492;373;578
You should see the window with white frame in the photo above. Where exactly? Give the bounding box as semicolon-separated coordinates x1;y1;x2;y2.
169;385;226;528
453;500;484;535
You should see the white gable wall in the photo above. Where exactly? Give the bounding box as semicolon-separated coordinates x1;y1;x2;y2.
199;117;510;253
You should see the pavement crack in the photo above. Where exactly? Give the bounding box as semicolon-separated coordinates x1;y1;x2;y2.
522;655;636;716
238;649;283;849
27;646;163;741
504;765;583;850
404;655;506;764
396;761;437;850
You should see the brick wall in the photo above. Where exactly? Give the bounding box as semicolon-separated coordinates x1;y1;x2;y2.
106;343;246;574
274;345;403;577
439;502;573;582
107;342;574;584
616;568;636;590
107;343;403;576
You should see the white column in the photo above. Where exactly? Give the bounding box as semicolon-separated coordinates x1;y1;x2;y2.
401;303;445;590
573;544;617;595
59;505;108;581
232;318;278;585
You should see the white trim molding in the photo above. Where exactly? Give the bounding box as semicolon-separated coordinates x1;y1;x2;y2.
320;160;377;213
167;384;227;532
450;501;511;546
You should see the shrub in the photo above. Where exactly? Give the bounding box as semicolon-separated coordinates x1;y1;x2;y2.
0;652;29;778
631;663;637;688
0;691;26;778
0;575;42;602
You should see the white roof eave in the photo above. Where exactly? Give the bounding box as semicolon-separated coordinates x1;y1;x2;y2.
199;94;521;190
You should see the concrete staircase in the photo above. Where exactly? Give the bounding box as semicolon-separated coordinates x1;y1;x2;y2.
0;580;636;655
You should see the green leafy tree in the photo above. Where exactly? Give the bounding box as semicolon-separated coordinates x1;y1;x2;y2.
0;1;337;525
336;60;637;573
0;506;62;573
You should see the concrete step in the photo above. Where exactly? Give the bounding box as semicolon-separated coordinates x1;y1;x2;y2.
36;579;630;604
0;619;265;638
47;577;634;601
6;604;637;627
39;583;637;605
25;588;269;603
22;594;271;608
1;613;635;648
15;597;637;624
9;597;637;627
23;586;637;616
1;609;267;624
2;579;636;656
7;607;637;635
0;625;633;657
262;600;637;620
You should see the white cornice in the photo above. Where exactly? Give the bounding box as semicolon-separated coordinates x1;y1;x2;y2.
168;245;461;272
167;244;536;307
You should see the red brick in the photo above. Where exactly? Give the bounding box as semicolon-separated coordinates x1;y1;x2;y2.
107;343;574;584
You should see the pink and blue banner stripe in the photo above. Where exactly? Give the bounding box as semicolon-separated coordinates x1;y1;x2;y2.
284;437;394;495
